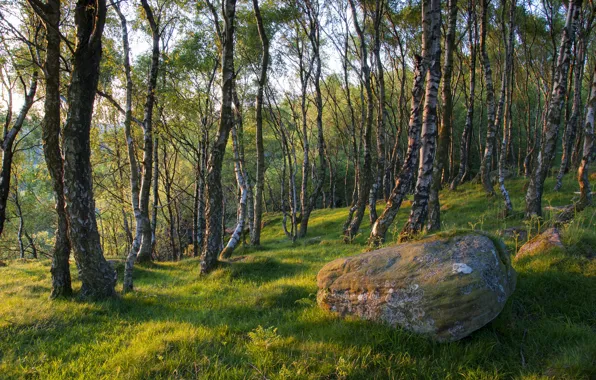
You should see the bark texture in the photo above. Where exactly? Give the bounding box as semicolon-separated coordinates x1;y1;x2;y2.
135;0;160;264
400;0;442;241
428;0;457;231
36;0;73;298
343;0;374;241
479;0;497;196
250;0;269;246
369;55;425;245
497;0;515;214
201;0;237;274
62;0;116;299
450;0;476;191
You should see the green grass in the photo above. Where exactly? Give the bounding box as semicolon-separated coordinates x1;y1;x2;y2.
1;176;595;379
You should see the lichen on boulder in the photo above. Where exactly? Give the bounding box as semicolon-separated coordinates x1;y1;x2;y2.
317;233;516;342
516;227;564;259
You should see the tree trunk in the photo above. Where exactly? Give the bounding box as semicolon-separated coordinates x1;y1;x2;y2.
577;64;596;208
135;0;160;264
0;74;37;236
497;0;516;215
400;0;442;241
479;0;497;196
525;0;582;218
450;0;476;191
62;0;116;299
369;55;425;245
298;1;326;238
343;0;374;241
369;0;386;225
555;25;587;190
201;0;237;274
250;0;269;246
219;123;248;259
31;0;73;298
428;0;457;231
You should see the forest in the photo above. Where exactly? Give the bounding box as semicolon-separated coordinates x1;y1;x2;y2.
0;0;595;377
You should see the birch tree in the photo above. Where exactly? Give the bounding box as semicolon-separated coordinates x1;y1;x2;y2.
201;0;237;274
61;0;116;298
400;0;442;241
525;0;582;218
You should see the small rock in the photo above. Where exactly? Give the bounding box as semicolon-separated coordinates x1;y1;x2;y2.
317;233;516;342
516;227;564;258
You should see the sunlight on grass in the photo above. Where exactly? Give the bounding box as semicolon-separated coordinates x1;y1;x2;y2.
1;176;595;379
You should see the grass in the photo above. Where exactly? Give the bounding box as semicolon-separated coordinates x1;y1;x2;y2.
1;176;595;379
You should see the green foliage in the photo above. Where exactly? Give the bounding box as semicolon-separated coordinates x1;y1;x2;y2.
1;177;595;378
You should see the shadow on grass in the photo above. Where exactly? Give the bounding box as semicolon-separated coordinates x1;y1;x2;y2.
224;256;304;284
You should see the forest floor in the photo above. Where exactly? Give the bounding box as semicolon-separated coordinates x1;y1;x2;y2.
1;176;595;379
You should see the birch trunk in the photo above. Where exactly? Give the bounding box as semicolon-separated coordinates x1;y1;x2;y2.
62;0;116;299
428;0;457;231
555;25;587;191
343;0;374;241
577;65;596;208
498;0;516;214
400;0;442;241
369;0;386;225
479;0;497;196
136;0;160;264
298;1;326;238
250;0;269;246
450;0;476;191
201;0;237;274
525;0;582;218
30;0;73;297
369;55;425;245
219;124;248;259
0;74;37;236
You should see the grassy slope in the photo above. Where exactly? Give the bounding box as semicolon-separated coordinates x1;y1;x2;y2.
1;176;595;379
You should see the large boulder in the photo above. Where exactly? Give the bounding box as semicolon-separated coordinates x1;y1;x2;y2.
317;233;516;342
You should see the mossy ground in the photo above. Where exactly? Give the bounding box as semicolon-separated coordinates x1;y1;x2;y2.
1;176;595;379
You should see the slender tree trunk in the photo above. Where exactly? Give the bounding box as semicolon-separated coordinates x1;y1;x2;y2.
220;124;248;259
370;55;425;245
151;136;159;255
428;0;457;231
250;0;269;246
451;0;477;191
525;0;582;218
31;0;73;298
577;65;596;208
479;0;497;196
400;0;442;241
136;0;160;264
343;0;374;241
369;0;386;225
555;28;586;190
201;0;237;274
0;74;37;236
298;1;326;238
62;0;116;299
497;0;515;214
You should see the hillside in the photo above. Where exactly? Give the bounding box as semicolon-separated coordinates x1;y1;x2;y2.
1;177;595;379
